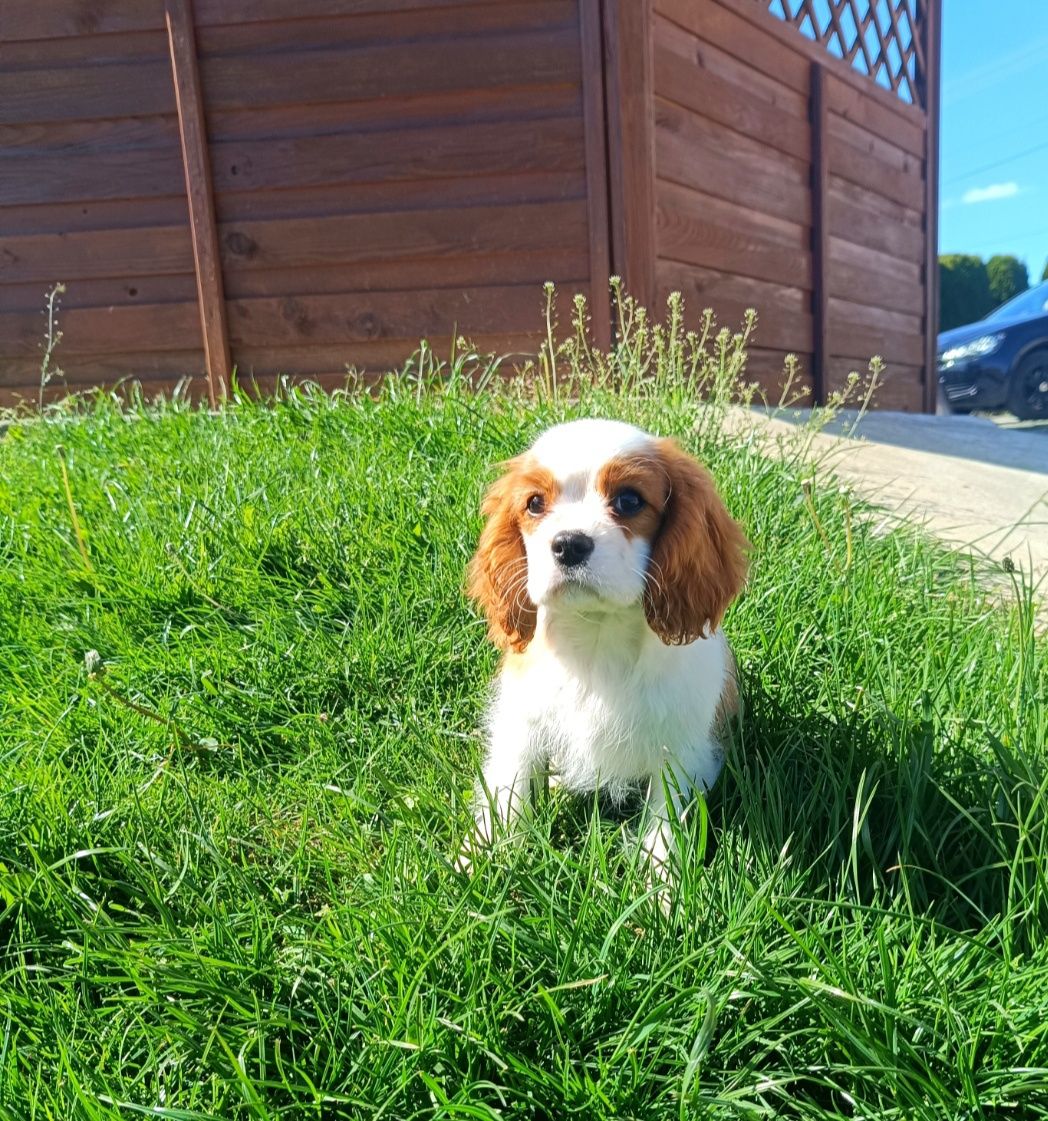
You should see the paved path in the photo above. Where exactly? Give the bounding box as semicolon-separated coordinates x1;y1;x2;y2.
736;409;1048;596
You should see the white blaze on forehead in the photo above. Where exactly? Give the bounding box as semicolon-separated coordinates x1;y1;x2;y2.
528;420;653;492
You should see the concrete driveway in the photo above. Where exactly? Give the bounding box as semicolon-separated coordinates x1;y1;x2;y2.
742;409;1048;597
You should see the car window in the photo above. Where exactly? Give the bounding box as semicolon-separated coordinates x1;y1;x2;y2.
983;281;1048;323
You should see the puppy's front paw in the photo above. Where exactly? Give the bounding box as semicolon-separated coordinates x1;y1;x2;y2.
455;809;494;874
641;823;672;874
639;829;674;915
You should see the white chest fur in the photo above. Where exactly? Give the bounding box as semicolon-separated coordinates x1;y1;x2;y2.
488;606;729;797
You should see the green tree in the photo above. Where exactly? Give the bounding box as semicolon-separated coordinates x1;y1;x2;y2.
986;254;1029;308
939;255;992;330
1042;258;1048;282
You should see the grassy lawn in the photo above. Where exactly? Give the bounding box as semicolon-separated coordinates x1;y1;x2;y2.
1;315;1047;1119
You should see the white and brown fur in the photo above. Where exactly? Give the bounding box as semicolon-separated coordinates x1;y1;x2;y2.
461;419;749;872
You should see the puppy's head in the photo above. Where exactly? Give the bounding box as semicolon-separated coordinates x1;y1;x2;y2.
467;419;749;651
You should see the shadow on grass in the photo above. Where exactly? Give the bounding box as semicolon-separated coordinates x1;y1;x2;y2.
527;674;1048;942
716;680;1048;936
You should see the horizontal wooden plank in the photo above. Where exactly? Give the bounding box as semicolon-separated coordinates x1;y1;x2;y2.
0;350;204;390
656;0;810;94
830;235;921;285
653;12;808;118
193;0;502;27
197;2;576;55
0;60;175;124
653;44;808;161
826;358;923;411
225;284;588;348
656;101;809;227
199;29;579;113
0;29;169;69
656;188;811;289
0;195;190;237
0;0;523;44
831;173;922;228
830;113;922;180
0;1;165;41
828;323;923;367
214;171;586;224
231;334;542;380
207;84;580;144
223;249;590;300
0;302;200;358
1;182;590;284
217;200;589;271
657;258;809;315
825;70;925;158
0;113;179;154
656;259;812;352
829;182;928;265
873;373;925;413
827;134;925;211
0;28;577;124
829;296;922;338
209;117;585;194
0;226;195;284
655;96;808;183
657;180;807;251
827;257;924;317
0;145;185;207
0;274;198;312
1;116;585;207
0;273;591;356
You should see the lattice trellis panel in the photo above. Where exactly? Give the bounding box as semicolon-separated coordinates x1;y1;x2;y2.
764;0;929;106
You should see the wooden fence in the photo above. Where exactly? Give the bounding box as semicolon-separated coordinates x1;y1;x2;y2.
0;0;940;410
632;0;941;410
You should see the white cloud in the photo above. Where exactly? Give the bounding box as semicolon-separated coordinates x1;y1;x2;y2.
962;182;1021;204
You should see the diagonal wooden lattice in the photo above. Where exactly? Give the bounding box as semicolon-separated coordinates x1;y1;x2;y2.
763;0;930;106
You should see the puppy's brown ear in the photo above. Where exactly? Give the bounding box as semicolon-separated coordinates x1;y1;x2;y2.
645;439;749;644
467;462;537;652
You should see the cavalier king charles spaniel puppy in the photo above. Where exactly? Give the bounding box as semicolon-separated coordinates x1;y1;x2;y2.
461;418;749;873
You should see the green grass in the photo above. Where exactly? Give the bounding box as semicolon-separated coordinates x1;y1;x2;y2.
1;310;1047;1119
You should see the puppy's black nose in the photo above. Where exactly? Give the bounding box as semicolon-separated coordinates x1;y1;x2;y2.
551;531;594;568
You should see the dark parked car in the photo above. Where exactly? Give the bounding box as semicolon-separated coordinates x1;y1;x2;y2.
937;281;1048;419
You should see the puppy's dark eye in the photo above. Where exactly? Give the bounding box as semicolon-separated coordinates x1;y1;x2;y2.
526;494;545;516
611;488;645;516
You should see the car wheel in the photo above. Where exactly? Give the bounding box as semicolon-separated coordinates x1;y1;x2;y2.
1008;349;1048;420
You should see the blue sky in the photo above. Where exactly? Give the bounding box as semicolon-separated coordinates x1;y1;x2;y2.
939;4;1048;281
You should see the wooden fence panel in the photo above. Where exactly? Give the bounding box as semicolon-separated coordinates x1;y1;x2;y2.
822;66;929;407
0;2;206;402
652;0;816;401
0;0;609;402
0;0;938;409
648;0;936;409
200;0;605;383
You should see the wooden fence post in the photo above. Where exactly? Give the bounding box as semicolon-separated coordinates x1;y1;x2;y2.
810;61;829;407
920;0;942;413
165;0;231;407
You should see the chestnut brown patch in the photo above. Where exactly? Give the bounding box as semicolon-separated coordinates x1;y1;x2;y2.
512;463;560;534
643;439;750;645
466;457;559;652
596;454;667;541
